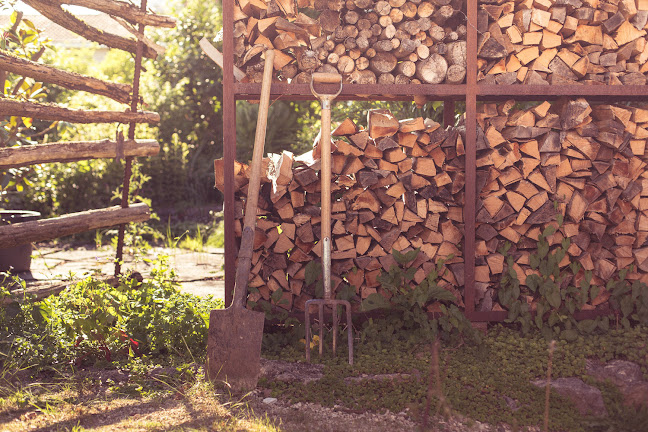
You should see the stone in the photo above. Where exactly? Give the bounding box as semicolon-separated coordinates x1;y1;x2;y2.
531;377;607;417
587;359;648;409
262;397;278;404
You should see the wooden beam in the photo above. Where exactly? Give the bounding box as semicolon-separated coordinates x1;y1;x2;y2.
60;0;176;28
21;0;158;59
0;203;151;249
0;99;160;124
0;139;159;169
0;51;132;104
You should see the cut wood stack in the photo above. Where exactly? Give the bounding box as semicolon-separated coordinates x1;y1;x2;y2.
234;0;467;84
476;98;648;313
215;109;465;312
478;0;648;85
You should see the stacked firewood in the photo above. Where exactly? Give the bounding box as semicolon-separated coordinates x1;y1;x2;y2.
235;0;467;84
215;109;465;312
476;98;648;312
478;0;648;85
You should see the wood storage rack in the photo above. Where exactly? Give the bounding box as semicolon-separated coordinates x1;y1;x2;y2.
222;0;648;322
0;0;175;275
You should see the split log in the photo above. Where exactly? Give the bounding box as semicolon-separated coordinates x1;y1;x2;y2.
0;99;160;124
0;203;151;249
478;1;648;85
234;0;466;83
216;109;465;311
476;98;648;314
0;139;159;169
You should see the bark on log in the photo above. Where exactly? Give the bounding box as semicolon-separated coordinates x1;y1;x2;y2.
0;203;151;249
60;0;176;27
0;139;160;169
0;100;160;124
0;51;133;104
22;0;158;59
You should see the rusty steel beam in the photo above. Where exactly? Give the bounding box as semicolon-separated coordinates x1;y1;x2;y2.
223;0;236;307
464;0;478;316
234;83;467;101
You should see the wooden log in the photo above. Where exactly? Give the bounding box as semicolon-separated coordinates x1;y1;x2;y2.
60;0;176;27
0;51;133;104
22;0;158;58
0;203;151;249
0;139;159;169
0;100;160;124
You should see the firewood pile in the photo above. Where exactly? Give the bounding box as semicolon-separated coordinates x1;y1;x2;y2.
235;0;467;84
476;98;648;313
477;0;648;85
215;109;465;312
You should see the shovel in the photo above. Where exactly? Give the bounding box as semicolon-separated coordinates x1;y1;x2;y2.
206;49;275;391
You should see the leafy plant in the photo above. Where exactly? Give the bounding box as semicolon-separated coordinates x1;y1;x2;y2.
499;220;620;340
42;258;222;364
608;267;648;329
1;10;56;208
360;249;478;345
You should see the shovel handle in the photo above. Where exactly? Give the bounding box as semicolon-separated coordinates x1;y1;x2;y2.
233;49;275;309
312;72;342;84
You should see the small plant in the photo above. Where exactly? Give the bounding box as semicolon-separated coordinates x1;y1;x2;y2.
499;221;610;340
608;267;648;329
361;249;479;346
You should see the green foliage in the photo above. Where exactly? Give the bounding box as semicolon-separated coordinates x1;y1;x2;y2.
1;10;56;208
360;249;479;345
1;258;222;370
262;325;648;431
608;268;648;329
499;218;648;340
142;0;224;206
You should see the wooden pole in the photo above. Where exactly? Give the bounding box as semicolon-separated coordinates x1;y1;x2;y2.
0;99;159;124
0;52;133;104
0;203;151;249
0;139;159;169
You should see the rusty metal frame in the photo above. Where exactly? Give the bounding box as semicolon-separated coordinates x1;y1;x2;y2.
221;0;648;319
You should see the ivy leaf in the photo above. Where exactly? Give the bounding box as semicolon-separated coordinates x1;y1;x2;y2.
361;293;391;312
547;287;561;308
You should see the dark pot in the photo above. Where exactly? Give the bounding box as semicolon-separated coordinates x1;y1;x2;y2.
0;210;41;272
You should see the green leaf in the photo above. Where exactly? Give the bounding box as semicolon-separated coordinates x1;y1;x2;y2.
561;329;578;341
547;287;561;308
361;293;391;312
542;225;556;238
393;248;419;265
576;319;597;334
304;261;321;286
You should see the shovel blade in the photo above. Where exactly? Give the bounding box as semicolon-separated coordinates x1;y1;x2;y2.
206;307;265;391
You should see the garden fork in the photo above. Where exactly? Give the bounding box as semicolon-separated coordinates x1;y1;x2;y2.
305;73;353;365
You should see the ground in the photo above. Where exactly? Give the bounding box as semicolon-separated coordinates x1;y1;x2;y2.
22;244;225;300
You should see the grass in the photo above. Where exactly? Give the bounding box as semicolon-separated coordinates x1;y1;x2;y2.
1;326;647;431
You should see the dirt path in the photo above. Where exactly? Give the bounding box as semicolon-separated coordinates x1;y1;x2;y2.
19;244;226;300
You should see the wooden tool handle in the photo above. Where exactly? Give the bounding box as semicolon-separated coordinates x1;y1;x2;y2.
320;104;332;300
233;49;275;309
312;72;342;83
